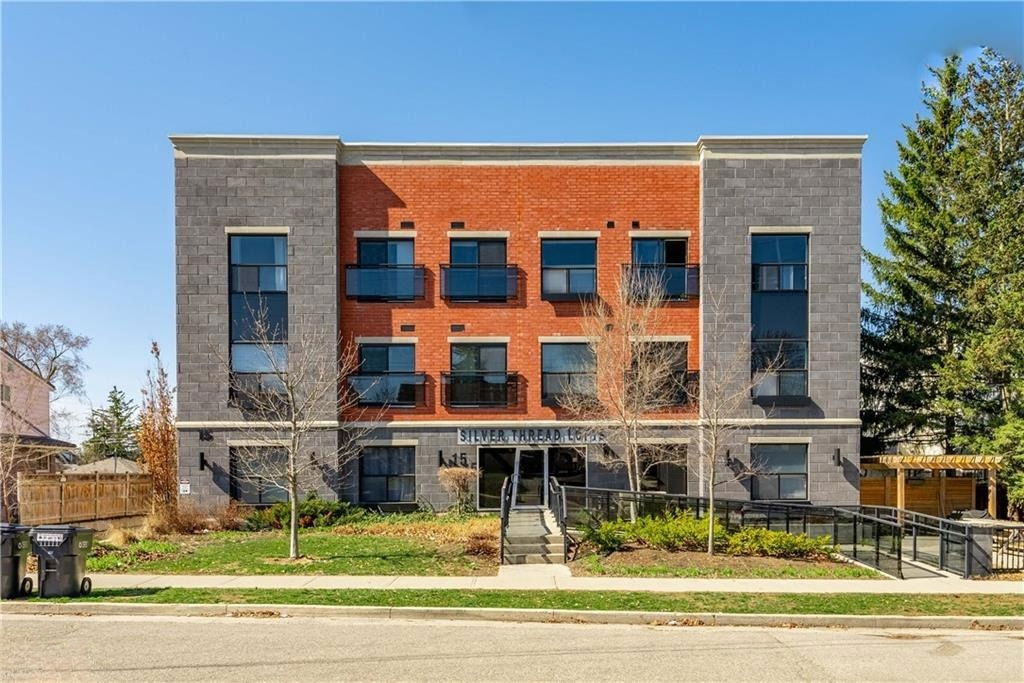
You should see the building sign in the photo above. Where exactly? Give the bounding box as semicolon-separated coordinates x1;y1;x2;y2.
457;426;606;446
179;480;191;495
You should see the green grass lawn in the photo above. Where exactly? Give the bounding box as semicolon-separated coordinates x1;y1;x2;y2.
26;588;1024;617
87;531;494;576
573;553;881;580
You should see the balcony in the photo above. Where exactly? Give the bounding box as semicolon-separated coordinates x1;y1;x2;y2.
345;265;426;301
442;372;519;408
348;373;427;408
674;370;700;405
440;264;518;302
541;267;597;301
623;264;700;300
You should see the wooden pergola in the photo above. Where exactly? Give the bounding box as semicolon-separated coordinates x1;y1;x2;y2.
864;454;1005;518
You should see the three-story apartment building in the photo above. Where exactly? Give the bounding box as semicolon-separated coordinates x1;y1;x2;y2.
172;134;864;510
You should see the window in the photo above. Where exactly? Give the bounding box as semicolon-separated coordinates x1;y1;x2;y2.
632;342;691;405
750;443;808;500
0;384;10;404
541;239;597;299
229;235;287;400
446;344;513;407
360;446;416;503
350;344;424;407
229;448;288;505
541;343;596;404
443;239;516;300
347;239;423;300
639;444;687;495
751;235;808;400
629;238;697;300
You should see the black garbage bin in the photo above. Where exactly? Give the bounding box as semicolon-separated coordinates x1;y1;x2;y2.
1;523;33;599
29;525;95;598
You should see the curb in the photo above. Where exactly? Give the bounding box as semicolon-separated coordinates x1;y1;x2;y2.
2;602;1021;631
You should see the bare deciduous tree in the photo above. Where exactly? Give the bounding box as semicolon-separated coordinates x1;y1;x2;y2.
557;272;693;498
686;290;779;554
0;322;90;400
224;306;375;560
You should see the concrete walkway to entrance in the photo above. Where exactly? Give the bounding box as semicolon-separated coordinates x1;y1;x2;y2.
89;566;1022;594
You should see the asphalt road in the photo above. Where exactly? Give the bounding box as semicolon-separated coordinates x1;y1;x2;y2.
2;614;1022;682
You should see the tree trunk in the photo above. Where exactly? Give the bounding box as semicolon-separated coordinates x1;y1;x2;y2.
707;483;716;555
288;478;299;560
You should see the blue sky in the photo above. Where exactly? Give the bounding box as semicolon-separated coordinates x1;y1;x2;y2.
2;2;1021;438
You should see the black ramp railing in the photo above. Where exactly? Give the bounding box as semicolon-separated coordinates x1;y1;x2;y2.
547;483;904;578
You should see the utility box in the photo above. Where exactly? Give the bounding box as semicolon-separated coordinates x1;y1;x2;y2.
1;524;33;599
29;525;95;598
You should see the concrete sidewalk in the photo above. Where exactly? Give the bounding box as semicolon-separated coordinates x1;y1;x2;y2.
90;565;1023;594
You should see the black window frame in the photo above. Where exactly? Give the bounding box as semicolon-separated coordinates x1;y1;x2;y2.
541;342;596;405
750;443;809;501
228;447;289;506
228;235;288;404
541;239;598;301
359;446;416;503
350;344;425;408
750;234;809;403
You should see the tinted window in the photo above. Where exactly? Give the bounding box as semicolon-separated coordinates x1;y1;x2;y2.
358;240;413;265
542;240;596;267
360;446;416;503
542;344;594;372
360;345;414;373
230;293;287;341
632;238;687;265
451;239;506;265
752;292;808;339
752;235;807;264
451;344;507;373
230;236;287;265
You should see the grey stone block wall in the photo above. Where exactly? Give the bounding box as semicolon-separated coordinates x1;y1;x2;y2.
175;156;338;425
700;157;861;422
174;154;339;496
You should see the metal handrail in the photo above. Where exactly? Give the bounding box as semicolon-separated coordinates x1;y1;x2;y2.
555;484;904;579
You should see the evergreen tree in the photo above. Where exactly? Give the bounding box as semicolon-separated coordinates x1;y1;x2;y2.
862;55;972;453
953;50;1024;516
83;387;140;462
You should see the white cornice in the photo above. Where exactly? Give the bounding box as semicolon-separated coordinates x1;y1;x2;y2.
170;134;868;164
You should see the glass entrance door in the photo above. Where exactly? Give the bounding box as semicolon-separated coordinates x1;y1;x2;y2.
514;448;547;507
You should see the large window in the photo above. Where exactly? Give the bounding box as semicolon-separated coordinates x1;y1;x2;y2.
629;239;698;300
350;344;424;407
541;343;596;404
229;235;288;399
751;235;808;400
443;239;516;301
541;239;597;300
347;239;423;300
445;344;514;407
750;443;808;501
229;448;288;505
360;446;416;503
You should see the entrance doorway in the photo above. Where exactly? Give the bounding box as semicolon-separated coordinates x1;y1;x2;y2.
478;446;587;510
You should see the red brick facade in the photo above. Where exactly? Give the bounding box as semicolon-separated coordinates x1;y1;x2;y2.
338;164;701;421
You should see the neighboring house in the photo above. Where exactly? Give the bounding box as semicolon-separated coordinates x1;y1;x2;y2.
0;348;75;468
172;134;864;510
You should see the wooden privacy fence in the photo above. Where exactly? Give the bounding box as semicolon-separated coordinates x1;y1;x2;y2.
16;472;153;525
860;476;974;518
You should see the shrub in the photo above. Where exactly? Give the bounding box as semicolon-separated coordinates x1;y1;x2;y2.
580;520;634;553
633;512;728;552
244;495;364;531
725;527;836;559
438;467;479;514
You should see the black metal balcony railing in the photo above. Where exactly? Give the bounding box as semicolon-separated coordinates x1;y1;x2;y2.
541;267;597;301
345;265;426;301
669;370;700;405
440;264;519;301
541;371;597;405
623;264;700;300
348;372;427;407
442;372;519;407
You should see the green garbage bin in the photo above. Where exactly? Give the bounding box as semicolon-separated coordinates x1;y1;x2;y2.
1;523;33;599
29;525;95;598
